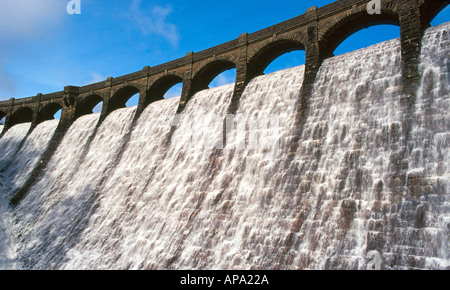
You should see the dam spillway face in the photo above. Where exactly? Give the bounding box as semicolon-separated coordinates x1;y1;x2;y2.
0;16;449;270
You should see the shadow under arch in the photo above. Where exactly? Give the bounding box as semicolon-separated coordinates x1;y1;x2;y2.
0;110;6;137
10;107;33;128
421;0;450;27
0;110;6;124
191;59;237;95
108;86;140;114
319;10;400;60
37;103;63;124
247;38;306;82
75;94;104;119
146;74;183;106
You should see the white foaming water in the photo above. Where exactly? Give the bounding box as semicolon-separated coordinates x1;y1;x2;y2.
1;120;59;196
289;37;404;270
407;24;449;269
61;97;181;269
0;123;31;269
1;114;99;269
0;123;31;170
185;66;305;270
0;120;59;269
1;23;448;270
11;108;136;269
62;85;235;269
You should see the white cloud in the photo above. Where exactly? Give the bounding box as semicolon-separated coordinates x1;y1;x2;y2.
0;0;65;40
128;0;180;48
0;0;66;99
87;72;106;85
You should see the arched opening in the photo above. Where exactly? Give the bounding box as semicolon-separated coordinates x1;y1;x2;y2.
164;83;183;99
76;94;104;118
263;50;306;75
109;86;140;113
0;111;6;125
209;68;236;88
10;107;33;128
333;25;400;56
92;102;103;114
54;110;62;120
248;39;305;81
147;75;183;107
191;60;237;94
422;1;450;27
320;11;400;59
38;103;62;124
125;93;140;108
431;6;450;26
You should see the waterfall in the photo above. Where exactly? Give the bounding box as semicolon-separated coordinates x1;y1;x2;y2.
0;23;448;270
0;123;31;171
0;122;31;269
0;120;59;196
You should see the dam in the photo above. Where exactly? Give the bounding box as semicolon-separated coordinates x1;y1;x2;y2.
0;0;449;270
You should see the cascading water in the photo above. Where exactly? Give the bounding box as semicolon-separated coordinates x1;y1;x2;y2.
0;120;59;269
1;120;59;196
0;23;448;270
0;123;31;171
63;85;235;270
11;107;136;269
0;123;30;269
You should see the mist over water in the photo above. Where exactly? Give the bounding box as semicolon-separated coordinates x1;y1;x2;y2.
0;23;448;270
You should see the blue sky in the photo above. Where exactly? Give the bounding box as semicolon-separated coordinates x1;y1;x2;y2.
0;0;449;108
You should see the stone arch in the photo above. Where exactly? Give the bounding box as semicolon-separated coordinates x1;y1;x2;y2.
76;94;105;118
319;8;400;59
191;59;237;93
108;85;141;113
10;107;33;127
247;35;306;81
37;102;63;124
146;74;183;106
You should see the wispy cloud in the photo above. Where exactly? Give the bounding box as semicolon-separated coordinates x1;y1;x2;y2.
128;0;180;48
0;0;66;98
0;0;65;40
87;72;107;85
